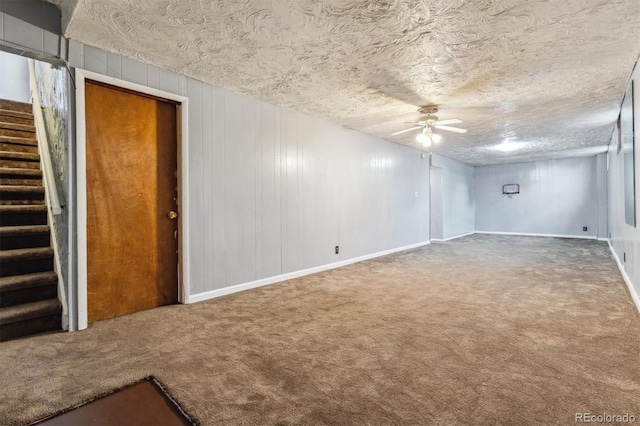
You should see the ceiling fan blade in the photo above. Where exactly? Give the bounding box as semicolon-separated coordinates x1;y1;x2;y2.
434;119;462;125
391;126;422;136
433;125;467;133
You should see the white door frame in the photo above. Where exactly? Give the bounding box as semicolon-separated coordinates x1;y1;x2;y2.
74;69;190;331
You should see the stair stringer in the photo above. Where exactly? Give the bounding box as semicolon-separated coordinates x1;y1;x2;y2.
31;101;69;331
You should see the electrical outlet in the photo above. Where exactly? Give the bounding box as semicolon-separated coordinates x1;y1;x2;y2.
624;252;626;262
335;245;339;254
609;233;612;239
583;226;588;232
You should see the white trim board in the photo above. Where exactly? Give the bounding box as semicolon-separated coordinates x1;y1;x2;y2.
430;231;476;242
189;241;431;304
74;69;190;331
606;240;640;314
475;231;597;240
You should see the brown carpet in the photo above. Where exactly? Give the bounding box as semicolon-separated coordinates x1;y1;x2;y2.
1;234;639;425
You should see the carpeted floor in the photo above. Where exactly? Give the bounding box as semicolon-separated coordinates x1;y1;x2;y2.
1;234;639;425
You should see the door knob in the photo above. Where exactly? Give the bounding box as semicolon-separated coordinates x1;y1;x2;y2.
168;211;178;219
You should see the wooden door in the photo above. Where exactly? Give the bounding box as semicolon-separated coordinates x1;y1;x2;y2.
85;81;179;323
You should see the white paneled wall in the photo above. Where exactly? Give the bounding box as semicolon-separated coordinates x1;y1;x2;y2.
476;157;600;238
0;51;30;102
608;59;640;310
0;11;62;59
596;153;608;239
429;167;443;240
431;154;475;240
65;42;430;297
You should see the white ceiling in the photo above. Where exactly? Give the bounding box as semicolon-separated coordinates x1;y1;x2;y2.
54;0;640;165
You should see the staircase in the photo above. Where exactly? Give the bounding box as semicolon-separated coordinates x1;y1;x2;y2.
0;99;61;341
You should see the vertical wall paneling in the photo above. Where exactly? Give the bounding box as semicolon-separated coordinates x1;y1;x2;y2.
260;102;280;278
106;52;122;79
340;131;370;259
596;153;608;239
0;51;30;102
210;88;226;289
254;102;264;279
301;117;333;268
430;167;443;240
297;115;305;268
224;92;244;286
241;95;257;283
121;56;147;86
608;58;640;311
43;30;59;58
146;65;160;90
185;80;207;292
158;68;183;97
0;7;62;59
417;154;430;242
274;105;283;277
200;83;214;292
83;45;107;75
476;157;598;237
3;14;44;54
68;39;82;69
282;109;299;273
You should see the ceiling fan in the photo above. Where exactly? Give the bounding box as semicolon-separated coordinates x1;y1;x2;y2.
391;106;466;146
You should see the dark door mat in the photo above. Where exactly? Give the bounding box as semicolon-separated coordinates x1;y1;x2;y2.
34;376;198;425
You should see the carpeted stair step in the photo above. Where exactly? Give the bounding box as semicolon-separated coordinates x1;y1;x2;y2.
0;122;35;133
0;135;37;147
0;167;43;186
0;271;57;308
0;205;48;226
0;225;50;250
0;109;33;125
0;100;32;114
0;151;40;169
0;298;61;341
0;123;36;139
0;141;38;154
0;247;54;276
0;185;45;205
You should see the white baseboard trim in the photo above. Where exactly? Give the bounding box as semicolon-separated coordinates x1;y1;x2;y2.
188;240;431;304
475;231;597;240
431;231;476;242
606;240;640;314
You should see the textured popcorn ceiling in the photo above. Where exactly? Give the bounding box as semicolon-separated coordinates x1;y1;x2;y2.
54;0;640;165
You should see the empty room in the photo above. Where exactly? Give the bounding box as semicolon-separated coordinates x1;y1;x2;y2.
0;1;639;425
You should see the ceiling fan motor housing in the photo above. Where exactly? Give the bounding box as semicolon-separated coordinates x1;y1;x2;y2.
418;105;439;115
418;106;439;126
421;115;439;125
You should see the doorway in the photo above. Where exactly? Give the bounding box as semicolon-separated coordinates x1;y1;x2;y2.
79;78;185;325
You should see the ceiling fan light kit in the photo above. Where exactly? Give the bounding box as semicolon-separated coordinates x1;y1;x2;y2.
416;128;442;146
392;105;466;147
417;132;430;146
429;132;442;144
